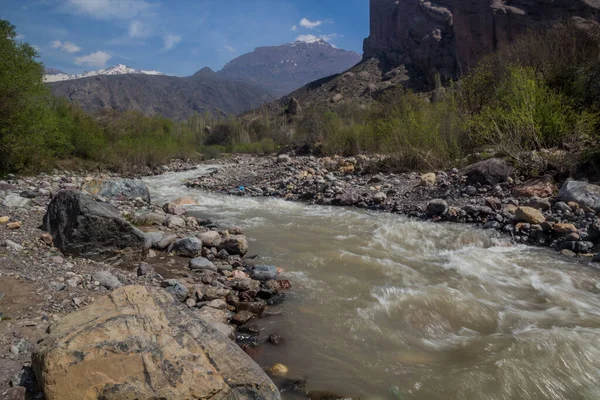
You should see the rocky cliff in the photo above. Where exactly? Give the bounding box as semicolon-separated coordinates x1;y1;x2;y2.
364;0;600;85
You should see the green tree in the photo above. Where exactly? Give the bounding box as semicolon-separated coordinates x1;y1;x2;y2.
0;19;58;173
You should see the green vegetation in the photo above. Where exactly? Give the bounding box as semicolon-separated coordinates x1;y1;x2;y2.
281;21;600;173
1;18;599;176
0;19;280;175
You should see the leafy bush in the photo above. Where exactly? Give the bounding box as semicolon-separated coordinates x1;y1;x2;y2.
466;66;598;170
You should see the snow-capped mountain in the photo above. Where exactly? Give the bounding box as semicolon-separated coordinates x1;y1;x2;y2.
43;64;165;83
218;39;361;97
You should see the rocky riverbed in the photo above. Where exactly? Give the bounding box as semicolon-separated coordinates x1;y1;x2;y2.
186;154;600;261
0;168;291;399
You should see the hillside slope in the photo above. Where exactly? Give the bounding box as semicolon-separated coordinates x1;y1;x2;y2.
49;73;274;119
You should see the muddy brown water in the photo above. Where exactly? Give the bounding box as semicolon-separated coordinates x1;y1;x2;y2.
144;167;600;400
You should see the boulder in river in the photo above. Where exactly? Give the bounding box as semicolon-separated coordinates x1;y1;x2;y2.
32;285;280;400
42;191;149;265
460;158;515;186
221;235;249;256
83;178;150;203
557;181;600;212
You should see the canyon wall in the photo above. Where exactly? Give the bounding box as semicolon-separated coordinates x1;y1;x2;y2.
364;0;600;83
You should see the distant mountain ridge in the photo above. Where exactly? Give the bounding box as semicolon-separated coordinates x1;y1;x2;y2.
48;72;274;120
44;64;165;83
44;39;362;118
218;39;362;97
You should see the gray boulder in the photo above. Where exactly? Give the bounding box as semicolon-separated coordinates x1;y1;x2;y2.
189;257;217;272
2;193;31;208
42;191;149;265
83;178;151;203
557;181;600;212
251;265;278;281
426;199;448;216
167;237;203;257
460;158;515;186
93;271;122;290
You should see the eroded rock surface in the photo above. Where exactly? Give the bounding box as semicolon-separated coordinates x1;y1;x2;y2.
32;285;281;400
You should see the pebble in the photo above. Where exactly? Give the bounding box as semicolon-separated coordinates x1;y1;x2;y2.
6;221;21;230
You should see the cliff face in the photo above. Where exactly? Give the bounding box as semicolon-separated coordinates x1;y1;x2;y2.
364;0;600;84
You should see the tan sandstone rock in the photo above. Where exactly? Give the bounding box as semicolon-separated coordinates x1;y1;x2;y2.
32;285;280;400
515;206;546;225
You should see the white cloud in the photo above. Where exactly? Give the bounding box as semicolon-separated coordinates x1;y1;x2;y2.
162;34;181;50
299;18;326;29
51;40;82;53
75;51;111;67
224;45;236;53
15;33;25;40
128;20;149;38
320;33;341;42
290;25;297;32
64;0;152;20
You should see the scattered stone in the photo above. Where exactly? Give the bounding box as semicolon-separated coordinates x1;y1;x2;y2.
6;221;21;230
1;240;23;252
251;265;278;281
137;262;154;276
2;194;31;208
515;207;546;224
189;257;217;272
426;199;448;216
420;173;436;186
277;154;292;164
560;241;593;254
167;237;203;257
460;158;515;185
172;196;196;205
557;180;600;212
554;223;578;235
83;177;151;203
268;334;281;345
231;310;254;325
92;271;122;290
199;231;222;247
0;216;10;224
166;215;186;229
40;232;53;246
221;235;249;256
267;363;289;377
512;175;557;198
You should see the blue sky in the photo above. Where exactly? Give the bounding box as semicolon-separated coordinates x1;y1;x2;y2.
2;0;369;76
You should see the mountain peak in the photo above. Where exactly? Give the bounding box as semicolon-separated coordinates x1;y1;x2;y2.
218;40;362;98
43;64;166;83
193;67;217;78
289;37;330;47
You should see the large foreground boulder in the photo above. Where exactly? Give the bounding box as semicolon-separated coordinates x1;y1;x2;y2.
460;158;515;186
42;191;149;264
32;286;281;400
83;178;151;203
557;181;600;212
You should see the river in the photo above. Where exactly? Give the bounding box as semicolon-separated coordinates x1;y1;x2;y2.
144;166;600;400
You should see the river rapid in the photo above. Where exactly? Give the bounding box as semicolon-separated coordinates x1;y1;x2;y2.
144;167;600;400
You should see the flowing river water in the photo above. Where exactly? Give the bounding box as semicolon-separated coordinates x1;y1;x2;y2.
144;167;600;400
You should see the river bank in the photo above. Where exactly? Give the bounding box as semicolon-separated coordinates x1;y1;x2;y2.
186;153;600;261
0;167;290;399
